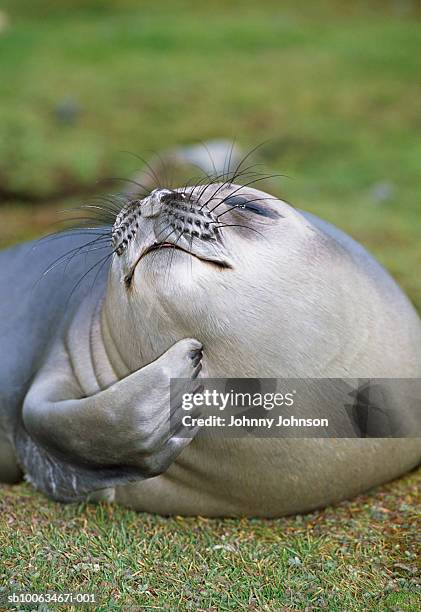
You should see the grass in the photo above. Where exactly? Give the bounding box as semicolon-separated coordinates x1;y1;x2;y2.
0;470;420;611
0;0;420;609
2;1;421;205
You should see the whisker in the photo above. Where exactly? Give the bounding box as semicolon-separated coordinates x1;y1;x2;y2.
40;234;112;280
164;229;185;288
199;164;271;210
36;229;111;245
152;150;172;192
64;251;114;308
208;174;283;214
212;222;267;241
120;151;162;189
106;177;151;197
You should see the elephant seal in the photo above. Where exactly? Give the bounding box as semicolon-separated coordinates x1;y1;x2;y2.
0;180;420;516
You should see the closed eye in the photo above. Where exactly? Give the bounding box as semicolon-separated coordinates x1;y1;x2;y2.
224;195;281;219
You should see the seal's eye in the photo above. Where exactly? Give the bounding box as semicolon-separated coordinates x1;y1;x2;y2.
225;195;281;220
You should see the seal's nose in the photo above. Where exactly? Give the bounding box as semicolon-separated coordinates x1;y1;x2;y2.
150;188;173;197
142;188;174;219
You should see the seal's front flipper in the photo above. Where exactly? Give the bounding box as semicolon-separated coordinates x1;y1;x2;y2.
17;338;203;502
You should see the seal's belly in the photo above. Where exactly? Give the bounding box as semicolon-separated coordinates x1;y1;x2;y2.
114;437;421;517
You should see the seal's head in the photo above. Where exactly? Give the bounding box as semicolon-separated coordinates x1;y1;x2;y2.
104;183;309;374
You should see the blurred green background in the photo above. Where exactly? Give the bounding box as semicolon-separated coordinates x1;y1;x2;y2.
1;0;420;308
0;1;420;610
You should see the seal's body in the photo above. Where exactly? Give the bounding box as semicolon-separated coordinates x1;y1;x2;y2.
1;183;420;516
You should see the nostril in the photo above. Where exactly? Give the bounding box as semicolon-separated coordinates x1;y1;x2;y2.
156;188;175;204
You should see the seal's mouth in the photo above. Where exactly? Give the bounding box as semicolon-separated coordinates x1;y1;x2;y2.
124;241;231;287
143;242;194;259
141;241;231;267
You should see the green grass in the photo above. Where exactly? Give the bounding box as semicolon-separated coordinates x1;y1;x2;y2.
0;1;420;609
1;469;420;611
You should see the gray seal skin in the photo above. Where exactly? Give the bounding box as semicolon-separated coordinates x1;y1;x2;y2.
0;182;420;516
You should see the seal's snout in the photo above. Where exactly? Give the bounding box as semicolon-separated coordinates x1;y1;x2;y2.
112;187;232;277
152;189;233;268
155;190;221;243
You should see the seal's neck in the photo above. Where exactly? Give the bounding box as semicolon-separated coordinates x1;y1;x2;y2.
63;293;122;395
93;299;132;385
98;283;274;380
98;287;171;380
